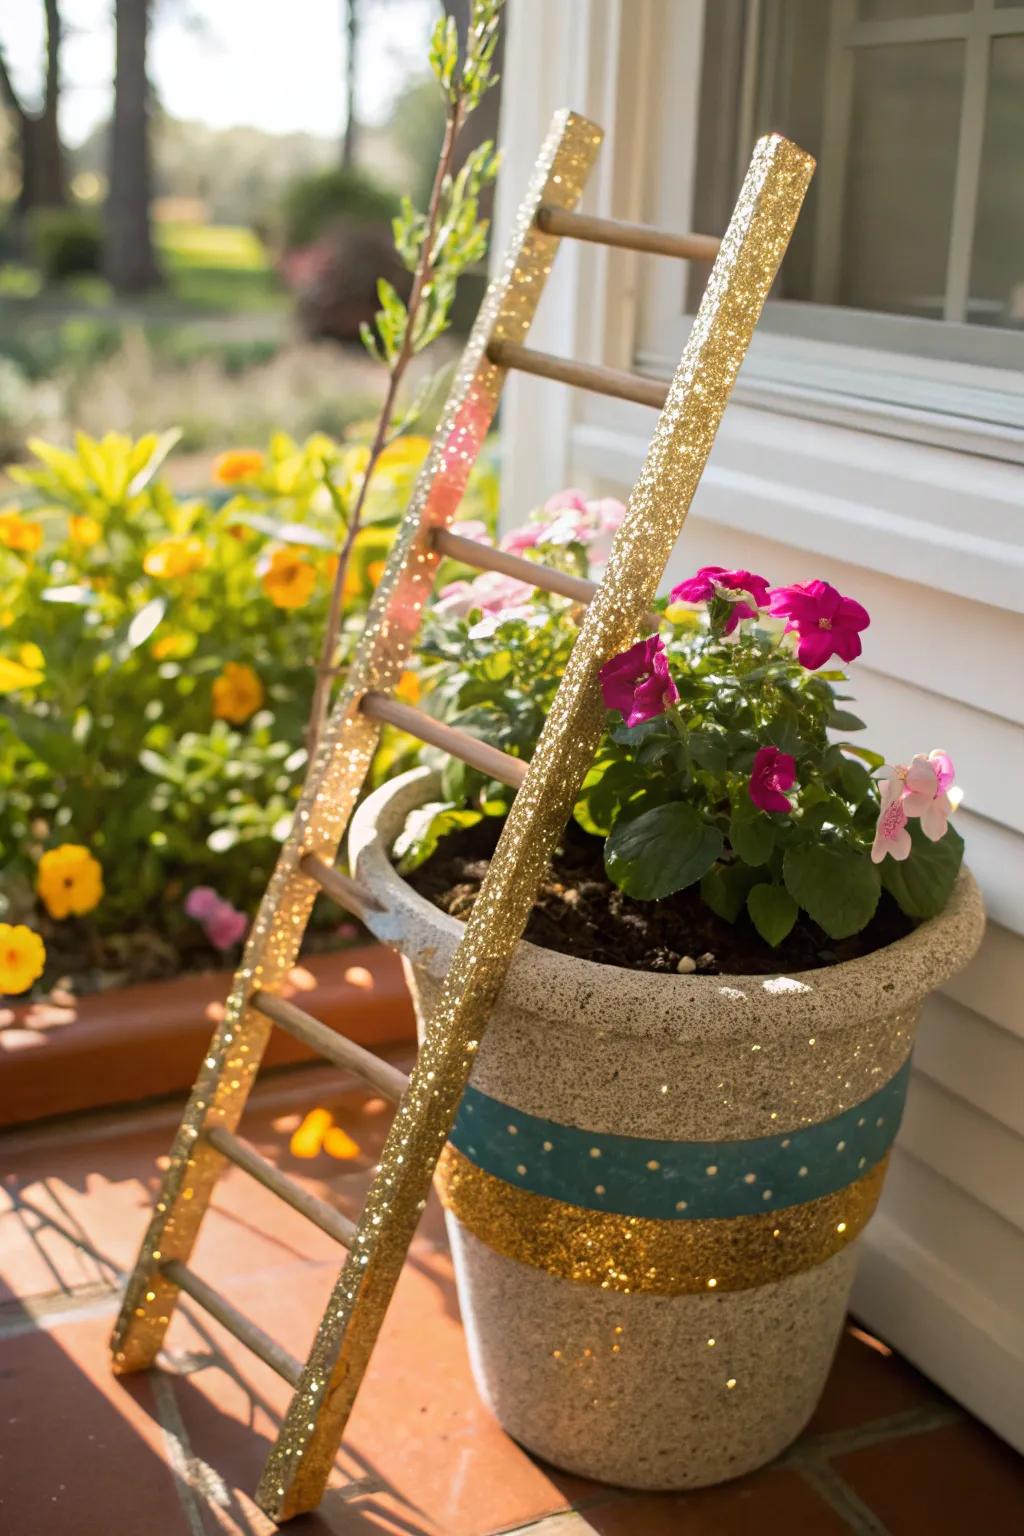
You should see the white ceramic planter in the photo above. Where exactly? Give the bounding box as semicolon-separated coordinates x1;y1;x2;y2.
351;768;985;1489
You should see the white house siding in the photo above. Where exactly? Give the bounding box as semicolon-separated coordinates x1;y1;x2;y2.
492;0;1024;1450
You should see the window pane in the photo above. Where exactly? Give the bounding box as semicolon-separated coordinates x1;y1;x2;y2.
837;41;962;319
858;0;966;18
969;35;1024;328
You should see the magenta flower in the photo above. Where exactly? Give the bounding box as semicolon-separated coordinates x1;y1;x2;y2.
748;746;797;813
670;566;771;634
204;902;248;951
871;776;912;863
185;886;248;951
768;580;870;670
599;634;679;727
185;886;221;921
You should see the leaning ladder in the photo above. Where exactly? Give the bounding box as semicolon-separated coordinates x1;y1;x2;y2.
112;112;814;1522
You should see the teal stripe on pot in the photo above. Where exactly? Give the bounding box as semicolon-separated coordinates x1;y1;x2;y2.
450;1056;911;1220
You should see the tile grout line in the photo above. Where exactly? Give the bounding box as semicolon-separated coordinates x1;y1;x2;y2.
150;1371;224;1536
795;1460;894;1536
785;1401;966;1465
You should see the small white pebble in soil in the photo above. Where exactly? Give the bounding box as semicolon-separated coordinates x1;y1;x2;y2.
676;955;697;974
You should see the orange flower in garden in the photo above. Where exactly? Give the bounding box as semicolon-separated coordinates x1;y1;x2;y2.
143;535;207;579
68;514;102;547
0;510;42;553
395;669;420;705
0;924;46;995
262;548;316;609
151;631;194;661
213;449;265;485
212;662;265;724
37;844;104;919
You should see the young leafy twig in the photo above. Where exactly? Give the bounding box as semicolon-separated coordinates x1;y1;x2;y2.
307;0;503;753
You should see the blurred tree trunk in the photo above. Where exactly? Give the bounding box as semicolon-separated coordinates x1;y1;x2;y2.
341;0;360;168
0;0;66;232
104;0;161;293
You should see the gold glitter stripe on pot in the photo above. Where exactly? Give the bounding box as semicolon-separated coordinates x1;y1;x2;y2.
437;1144;887;1296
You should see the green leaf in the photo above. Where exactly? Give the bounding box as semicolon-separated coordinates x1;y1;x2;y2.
838;755;873;802
606;803;723;900
840;742;886;770
783;843;881;940
880;819;964;919
828;707;867;731
747;883;799;947
729;799;776;866
393;800;483;873
701;862;759;923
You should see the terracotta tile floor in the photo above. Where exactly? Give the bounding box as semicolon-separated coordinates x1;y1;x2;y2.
2;1061;1022;1536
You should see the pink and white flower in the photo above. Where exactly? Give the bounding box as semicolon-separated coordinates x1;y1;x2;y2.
451;518;493;546
434;570;536;620
901;750;960;841
871;776;912;863
499;489;628;563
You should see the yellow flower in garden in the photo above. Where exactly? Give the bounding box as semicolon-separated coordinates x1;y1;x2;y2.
0;651;44;691
143;535;207;579
0;510;42;553
262;548;316;609
664;601;701;628
68;514;102;547
37;844;104;919
212;662;265;724
377;435;432;472
151;631;194;661
0;924;46;995
395;669;420;705
213;449;265;485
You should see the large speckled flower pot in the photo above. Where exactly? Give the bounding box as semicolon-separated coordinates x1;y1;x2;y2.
350;768;984;1490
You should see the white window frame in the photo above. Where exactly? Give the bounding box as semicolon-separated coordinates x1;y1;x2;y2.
493;0;1024;608
779;0;1024;328
625;0;1024;462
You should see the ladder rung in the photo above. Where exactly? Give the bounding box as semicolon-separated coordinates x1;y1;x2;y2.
536;204;721;262
488;340;668;410
359;691;528;790
161;1258;302;1386
206;1125;357;1248
433;527;598;606
252;989;410;1102
300;853;382;918
433;528;662;630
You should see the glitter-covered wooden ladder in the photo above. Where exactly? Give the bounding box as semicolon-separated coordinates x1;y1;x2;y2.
112;110;813;1522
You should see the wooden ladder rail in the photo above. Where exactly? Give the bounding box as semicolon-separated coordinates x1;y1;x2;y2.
110;113;813;1525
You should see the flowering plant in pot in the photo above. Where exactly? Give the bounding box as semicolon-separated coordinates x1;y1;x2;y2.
349;489;984;1490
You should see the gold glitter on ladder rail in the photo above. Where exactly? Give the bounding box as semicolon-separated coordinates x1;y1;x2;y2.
256;131;814;1522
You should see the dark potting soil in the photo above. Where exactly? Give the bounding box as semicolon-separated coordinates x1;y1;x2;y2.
405;816;914;976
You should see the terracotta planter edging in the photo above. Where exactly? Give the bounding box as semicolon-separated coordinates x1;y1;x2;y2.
0;944;416;1129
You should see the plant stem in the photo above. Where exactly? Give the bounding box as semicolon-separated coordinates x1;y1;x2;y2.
306;102;465;755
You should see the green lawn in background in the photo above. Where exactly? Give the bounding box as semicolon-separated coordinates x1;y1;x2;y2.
154;222;287;313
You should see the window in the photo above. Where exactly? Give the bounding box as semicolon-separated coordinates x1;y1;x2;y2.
692;0;1024;367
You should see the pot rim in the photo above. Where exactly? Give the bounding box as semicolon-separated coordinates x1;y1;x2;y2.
350;767;985;1039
